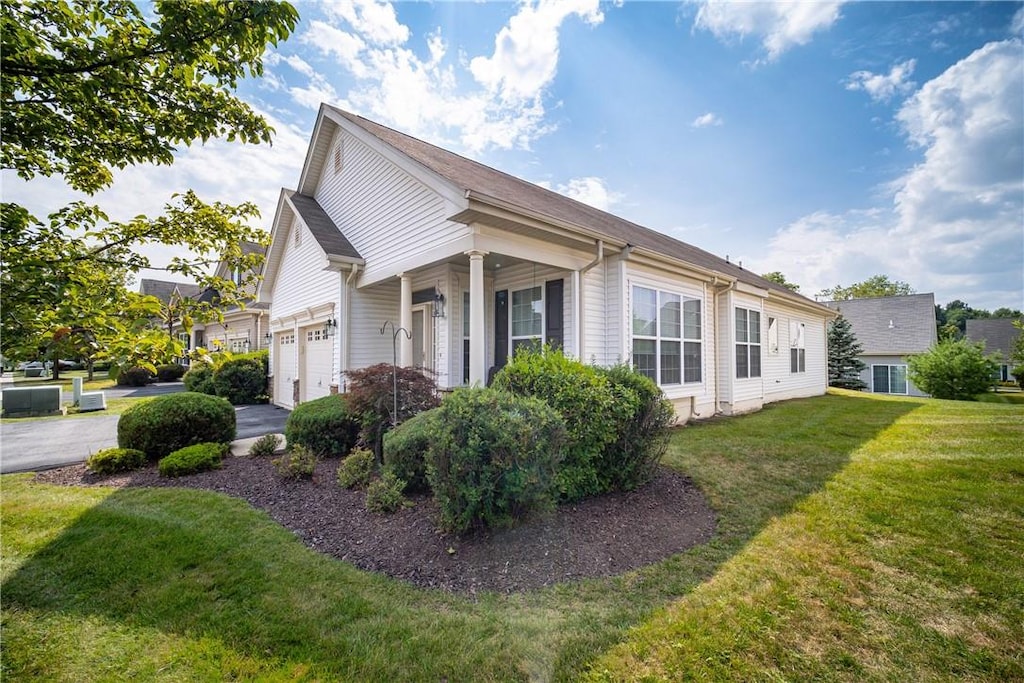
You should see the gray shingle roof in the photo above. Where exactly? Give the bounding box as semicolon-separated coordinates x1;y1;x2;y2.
966;318;1022;360
327;106;820;305
138;278;202;304
285;190;361;260
823;294;937;355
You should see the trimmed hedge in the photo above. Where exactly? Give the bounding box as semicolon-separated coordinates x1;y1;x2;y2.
183;363;215;394
85;447;146;475
155;364;186;382
284;394;359;457
491;347;617;502
117;366;154;387
213;351;268;405
425;388;565;534
382;408;439;493
117;392;236;460
159;442;226;478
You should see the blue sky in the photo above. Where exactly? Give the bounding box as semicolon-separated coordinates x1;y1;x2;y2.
5;1;1023;310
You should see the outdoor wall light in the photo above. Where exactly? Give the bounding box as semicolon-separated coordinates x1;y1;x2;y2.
433;289;446;318
264;332;273;345
324;318;338;337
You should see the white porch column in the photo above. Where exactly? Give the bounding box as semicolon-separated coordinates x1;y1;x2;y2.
399;273;413;367
466;250;488;385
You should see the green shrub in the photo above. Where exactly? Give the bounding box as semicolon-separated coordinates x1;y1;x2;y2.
248;433;282;457
596;364;674;491
183;362;215;394
155;363;186;382
285;394;359;457
273;445;317;479
117;392;236;460
212;351;268;404
345;363;440;461
85;447;146;475
158;442;226;477
491;347;616;501
425;388;564;534
337;448;376;489
908;339;1000;400
116;366;154;387
366;471;407;514
382;408;439;493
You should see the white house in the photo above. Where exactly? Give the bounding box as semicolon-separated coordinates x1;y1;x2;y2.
259;105;835;419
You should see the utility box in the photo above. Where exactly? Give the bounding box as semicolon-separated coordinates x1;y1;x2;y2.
2;386;63;417
78;391;107;412
73;376;84;405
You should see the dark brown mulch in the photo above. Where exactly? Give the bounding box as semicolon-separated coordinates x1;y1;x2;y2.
34;457;716;595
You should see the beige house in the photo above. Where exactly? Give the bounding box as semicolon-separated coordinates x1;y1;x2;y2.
259;105;835;417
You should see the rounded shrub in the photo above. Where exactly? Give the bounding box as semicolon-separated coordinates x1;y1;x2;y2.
117;392;236;461
183;362;215;394
248;433;282;457
284;394;359;457
117;366;154;387
596;364;674;491
273;444;317;479
425;388;565;534
382;408;439;493
159;442;226;478
491;347;617;502
155;363;186;382
212;351;268;404
85;447;146;475
366;471;407;514
337;448;376;489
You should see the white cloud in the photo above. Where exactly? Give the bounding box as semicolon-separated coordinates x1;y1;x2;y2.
325;0;408;46
555;176;621;211
693;0;845;62
846;59;916;103
1012;7;1024;35
691;112;723;128
755;39;1023;309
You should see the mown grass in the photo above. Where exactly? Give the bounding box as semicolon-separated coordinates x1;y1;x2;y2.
2;390;1021;680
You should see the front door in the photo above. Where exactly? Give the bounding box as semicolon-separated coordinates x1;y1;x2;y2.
411;304;433;371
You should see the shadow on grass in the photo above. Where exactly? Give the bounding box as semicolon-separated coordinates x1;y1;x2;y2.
1;391;922;681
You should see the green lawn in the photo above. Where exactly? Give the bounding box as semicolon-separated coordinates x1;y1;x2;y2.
2;391;1021;681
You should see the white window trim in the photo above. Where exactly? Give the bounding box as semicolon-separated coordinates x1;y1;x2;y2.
790;320;806;374
871;364;909;395
629;282;703;388
509;285;544;354
735;307;762;380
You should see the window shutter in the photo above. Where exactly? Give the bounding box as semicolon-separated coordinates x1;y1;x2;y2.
494;290;508;369
545;279;564;349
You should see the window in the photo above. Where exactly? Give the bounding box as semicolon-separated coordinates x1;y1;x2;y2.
230;338;250;353
768;316;779;354
510;286;543;353
632;285;701;386
872;364;908;394
790;320;806;373
462;291;470;384
735;308;761;379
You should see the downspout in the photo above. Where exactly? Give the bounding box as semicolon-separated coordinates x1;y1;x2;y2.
576;240;604;361
711;275;737;416
340;263;360;392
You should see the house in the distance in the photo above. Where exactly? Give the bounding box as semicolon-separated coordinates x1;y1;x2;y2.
259;105;836;417
965;318;1022;382
823;293;937;396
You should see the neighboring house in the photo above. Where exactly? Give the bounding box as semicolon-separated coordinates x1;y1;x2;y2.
965;318;1022;382
138;241;270;358
259;105;835;417
823;293;937;396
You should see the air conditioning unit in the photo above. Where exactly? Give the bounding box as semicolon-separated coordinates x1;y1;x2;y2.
78;391;107;412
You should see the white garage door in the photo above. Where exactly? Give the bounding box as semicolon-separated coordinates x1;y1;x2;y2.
275;332;296;408
302;325;334;402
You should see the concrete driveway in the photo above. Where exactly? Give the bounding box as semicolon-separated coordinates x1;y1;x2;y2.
0;402;290;474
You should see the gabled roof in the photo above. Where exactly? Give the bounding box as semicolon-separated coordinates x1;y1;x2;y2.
823;293;937;355
139;278;202;305
286;190;361;260
321;105;825;309
966;318;1021;359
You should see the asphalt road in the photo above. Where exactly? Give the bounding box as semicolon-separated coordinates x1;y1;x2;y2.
0;394;290;474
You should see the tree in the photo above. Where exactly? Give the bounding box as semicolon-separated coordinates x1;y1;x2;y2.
0;0;296;368
761;271;801;292
818;275;915;301
907;339;999;401
827;315;867;390
1010;320;1024;389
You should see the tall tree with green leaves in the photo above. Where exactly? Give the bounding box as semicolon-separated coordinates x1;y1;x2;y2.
761;271;801;292
818;275;916;301
0;0;297;368
827;314;867;390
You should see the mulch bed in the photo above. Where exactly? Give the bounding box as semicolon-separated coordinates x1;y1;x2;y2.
34;457;716;594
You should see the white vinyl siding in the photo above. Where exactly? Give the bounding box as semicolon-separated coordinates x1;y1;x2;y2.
348;280;399;372
272;217;340;321
762;302;828;404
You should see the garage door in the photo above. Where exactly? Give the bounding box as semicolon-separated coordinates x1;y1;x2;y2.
302;325;334;402
275;332;296;408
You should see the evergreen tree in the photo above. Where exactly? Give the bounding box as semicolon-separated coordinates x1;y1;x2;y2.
827;314;867;390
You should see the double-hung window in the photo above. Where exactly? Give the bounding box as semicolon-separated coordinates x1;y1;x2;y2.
632;285;701;386
735;308;761;379
510;286;543;353
790;320;806;373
